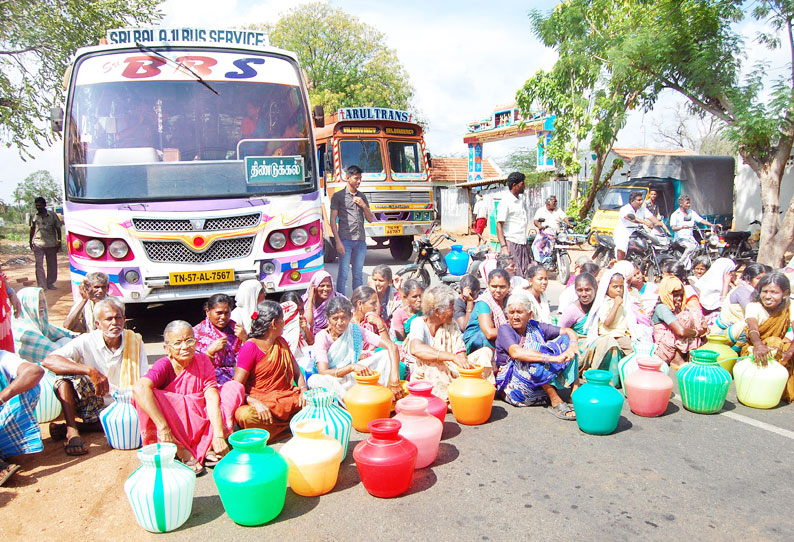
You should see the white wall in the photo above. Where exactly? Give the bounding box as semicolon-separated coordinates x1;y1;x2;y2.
440;187;471;234
734;158;794;231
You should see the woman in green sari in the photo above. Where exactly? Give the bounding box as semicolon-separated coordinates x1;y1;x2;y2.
557;272;622;377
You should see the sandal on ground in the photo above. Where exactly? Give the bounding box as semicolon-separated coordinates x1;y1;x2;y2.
178;456;206;477
547;402;576;421
0;461;21;487
64;436;89;456
203;451;221;468
49;422;68;441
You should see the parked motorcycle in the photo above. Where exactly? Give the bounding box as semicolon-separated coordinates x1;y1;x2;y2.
396;224;487;288
592;227;672;280
720;220;760;264
532;219;586;284
592;233;616;267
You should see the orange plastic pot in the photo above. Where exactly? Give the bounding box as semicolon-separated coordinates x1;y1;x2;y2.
344;372;393;432
447;366;495;425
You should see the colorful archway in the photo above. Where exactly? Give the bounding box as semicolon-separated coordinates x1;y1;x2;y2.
463;104;555;183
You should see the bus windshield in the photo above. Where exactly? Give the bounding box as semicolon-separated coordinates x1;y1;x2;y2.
388;140;424;178
65;49;314;201
339;139;385;180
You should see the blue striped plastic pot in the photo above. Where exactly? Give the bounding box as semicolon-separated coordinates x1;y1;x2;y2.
677;349;732;414
290;388;353;460
124;442;196;533
100;388;141;449
35;368;62;423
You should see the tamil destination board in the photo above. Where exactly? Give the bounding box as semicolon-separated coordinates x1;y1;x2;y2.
246;156;305;184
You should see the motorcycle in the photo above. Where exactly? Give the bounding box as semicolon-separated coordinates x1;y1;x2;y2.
396;223;488;288
592;233;616;267
669;224;725;269
720;220;760;264
531;219;586;284
592;227;672;280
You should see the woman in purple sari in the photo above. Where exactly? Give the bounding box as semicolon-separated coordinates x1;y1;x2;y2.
193;293;247;385
303;271;344;335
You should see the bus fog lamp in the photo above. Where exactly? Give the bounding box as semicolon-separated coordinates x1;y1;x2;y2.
262;261;276;275
109;240;129;259
268;232;287;250
85;239;105;258
71;239;83;251
290;227;309;246
124;270;140;284
289;270;301;281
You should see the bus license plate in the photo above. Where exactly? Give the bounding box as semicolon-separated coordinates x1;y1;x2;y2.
384;224;403;235
169;269;234;286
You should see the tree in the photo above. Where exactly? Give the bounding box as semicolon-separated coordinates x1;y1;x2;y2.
261;2;415;113
499;146;538;177
516;1;642;219
600;0;794;266
12;170;62;213
654;103;737;156
0;1;163;158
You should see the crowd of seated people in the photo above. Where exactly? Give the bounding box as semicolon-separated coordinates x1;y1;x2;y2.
1;245;793;485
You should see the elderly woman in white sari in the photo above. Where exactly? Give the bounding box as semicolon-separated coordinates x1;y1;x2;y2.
307;297;403;402
693;257;736;320
405;285;478;402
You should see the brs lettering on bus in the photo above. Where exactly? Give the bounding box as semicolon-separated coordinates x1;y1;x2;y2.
119;55;266;80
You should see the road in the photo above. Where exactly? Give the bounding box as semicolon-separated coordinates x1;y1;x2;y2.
135;246;793;542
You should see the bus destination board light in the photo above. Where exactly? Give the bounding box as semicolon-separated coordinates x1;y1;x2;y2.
106;28;270;47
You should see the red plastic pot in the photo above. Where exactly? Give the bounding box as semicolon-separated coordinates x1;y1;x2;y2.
399;380;447;423
353;419;417;498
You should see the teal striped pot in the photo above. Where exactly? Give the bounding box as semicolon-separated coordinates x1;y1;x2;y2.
100;388;141;450
35;368;62;423
290;388;353;460
677;349;732;414
124;443;196;533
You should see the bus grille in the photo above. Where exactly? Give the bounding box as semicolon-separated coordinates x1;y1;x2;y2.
142;236;255;263
364;191;431;205
133;213;261;232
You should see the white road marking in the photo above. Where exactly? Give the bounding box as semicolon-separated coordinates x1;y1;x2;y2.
669;396;794;440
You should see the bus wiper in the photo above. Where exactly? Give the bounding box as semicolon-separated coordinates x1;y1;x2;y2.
135;42;219;95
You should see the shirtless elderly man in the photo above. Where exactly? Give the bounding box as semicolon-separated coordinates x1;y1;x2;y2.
43;297;146;455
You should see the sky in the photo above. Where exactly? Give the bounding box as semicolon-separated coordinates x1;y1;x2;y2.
0;0;787;202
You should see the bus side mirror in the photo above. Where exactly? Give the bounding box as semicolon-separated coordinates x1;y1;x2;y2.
324;150;333;174
313;105;325;128
50;106;64;133
425;152;432;169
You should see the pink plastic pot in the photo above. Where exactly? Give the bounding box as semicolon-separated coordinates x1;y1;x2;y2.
624;356;673;417
399;381;447;423
393;396;443;469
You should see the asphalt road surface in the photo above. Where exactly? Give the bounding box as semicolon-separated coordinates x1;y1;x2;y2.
128;246;794;541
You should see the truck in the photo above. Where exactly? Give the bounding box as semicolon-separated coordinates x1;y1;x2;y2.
315;107;434;262
588;154;735;242
50;27;325;304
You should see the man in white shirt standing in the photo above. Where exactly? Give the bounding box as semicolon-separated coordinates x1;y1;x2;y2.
496;172;531;277
670;194;713;267
43;297;147;456
614;190;665;261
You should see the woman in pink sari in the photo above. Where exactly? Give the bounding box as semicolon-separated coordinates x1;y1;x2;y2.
133;320;244;475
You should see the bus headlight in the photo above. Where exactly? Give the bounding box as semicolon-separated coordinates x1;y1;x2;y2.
268;232;287;250
262;261;276;276
124;270;140;284
108;240;130;259
85;239;105;258
290;227;309;246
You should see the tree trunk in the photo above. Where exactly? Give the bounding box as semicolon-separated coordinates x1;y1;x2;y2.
577;156;622;220
743;149;794;268
570;174;579;201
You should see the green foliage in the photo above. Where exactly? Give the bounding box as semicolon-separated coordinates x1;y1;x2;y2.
261;2;415;114
12;170;62;212
564;195;591;234
516;1;645;218
499;146;538;178
0;0;163;158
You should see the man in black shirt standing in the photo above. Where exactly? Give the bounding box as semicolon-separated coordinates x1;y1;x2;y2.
330;165;374;295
